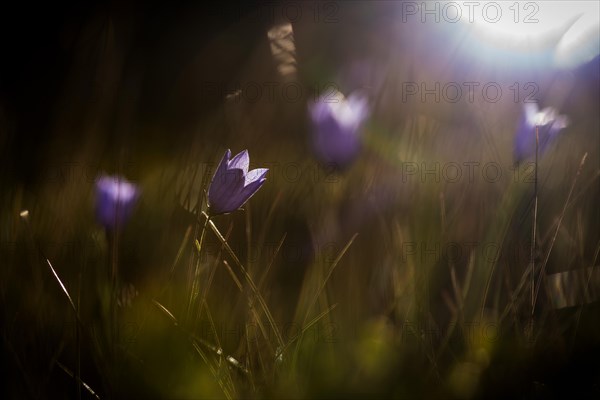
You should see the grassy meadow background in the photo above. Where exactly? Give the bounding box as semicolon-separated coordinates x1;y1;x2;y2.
1;1;599;398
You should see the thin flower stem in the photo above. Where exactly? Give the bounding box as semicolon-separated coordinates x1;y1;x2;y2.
56;362;101;400
108;228;119;362
76;272;82;400
188;214;210;324
201;212;285;350
303;233;358;325
20;211;89;396
532;152;588;313
20;211;80;315
530;125;539;319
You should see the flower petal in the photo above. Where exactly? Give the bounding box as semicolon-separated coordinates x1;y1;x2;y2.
551;115;569;131
237;176;268;209
523;102;540;124
217;188;250;214
95;175;139;229
208;149;233;201
212;149;231;182
245;168;268;185
208;167;246;215
513;103;569;164
227;149;249;174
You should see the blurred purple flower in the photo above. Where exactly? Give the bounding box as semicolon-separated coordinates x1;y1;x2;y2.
309;90;370;169
207;149;268;215
95;175;140;230
514;102;569;164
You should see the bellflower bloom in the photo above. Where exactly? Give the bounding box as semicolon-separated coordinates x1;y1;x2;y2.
309;89;370;169
514;102;569;164
207;149;268;215
95;175;140;230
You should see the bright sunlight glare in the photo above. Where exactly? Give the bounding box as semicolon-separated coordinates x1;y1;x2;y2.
440;1;600;68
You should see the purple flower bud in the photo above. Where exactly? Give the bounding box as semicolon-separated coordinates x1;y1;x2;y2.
95;175;140;230
308;90;370;169
514;102;569;164
207;149;268;216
